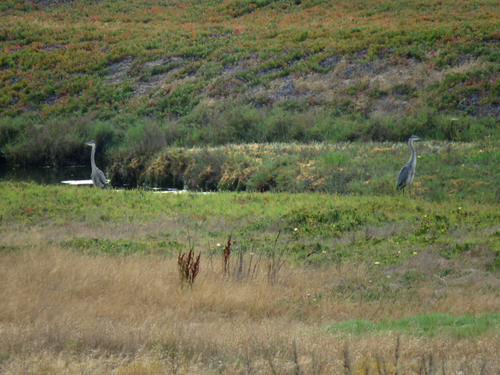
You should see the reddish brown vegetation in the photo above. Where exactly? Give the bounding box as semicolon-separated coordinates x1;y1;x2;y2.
177;246;201;288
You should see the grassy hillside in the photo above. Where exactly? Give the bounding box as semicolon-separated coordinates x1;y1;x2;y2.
1;0;500;168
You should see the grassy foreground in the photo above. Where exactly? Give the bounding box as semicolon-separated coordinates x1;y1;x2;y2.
1;181;500;373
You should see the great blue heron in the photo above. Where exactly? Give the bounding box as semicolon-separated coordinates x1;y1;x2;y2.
85;140;107;188
397;135;423;194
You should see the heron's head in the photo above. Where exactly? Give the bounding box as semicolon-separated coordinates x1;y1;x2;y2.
85;140;96;147
409;135;423;142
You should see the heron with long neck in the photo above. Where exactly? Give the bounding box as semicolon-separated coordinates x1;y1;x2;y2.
397;135;422;195
85;140;107;188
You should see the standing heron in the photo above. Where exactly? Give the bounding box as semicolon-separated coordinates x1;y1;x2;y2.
85;140;107;188
397;135;423;195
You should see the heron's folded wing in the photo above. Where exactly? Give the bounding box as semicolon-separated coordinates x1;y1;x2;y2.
97;169;107;186
397;162;410;190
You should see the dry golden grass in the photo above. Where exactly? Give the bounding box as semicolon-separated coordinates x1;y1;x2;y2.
294;77;329;94
1;246;500;374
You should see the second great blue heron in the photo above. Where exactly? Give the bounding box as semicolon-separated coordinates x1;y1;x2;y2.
397;135;423;194
85;140;107;188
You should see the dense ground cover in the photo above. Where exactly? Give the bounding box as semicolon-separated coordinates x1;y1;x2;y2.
4;0;499;118
1;0;500;167
107;139;500;200
1;182;500;373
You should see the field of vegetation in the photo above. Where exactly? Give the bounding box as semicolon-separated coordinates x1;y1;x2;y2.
1;0;500;372
107;139;500;199
1;180;500;373
1;0;500;169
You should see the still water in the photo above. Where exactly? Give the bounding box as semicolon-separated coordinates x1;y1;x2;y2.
0;164;92;185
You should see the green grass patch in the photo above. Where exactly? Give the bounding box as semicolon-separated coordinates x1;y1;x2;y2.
1;181;500;271
62;237;182;256
326;313;500;339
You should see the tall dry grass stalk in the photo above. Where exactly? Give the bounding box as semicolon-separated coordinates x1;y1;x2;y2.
222;234;232;277
177;246;201;288
1;249;499;374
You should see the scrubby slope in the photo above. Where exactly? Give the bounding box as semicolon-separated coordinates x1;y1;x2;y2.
1;0;500;168
2;0;500;119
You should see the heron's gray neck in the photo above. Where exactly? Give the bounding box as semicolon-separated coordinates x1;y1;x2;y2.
90;145;97;170
409;139;417;167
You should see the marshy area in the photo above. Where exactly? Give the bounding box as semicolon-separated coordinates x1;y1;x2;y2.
1;114;500;375
2;111;500;199
1;95;500;375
